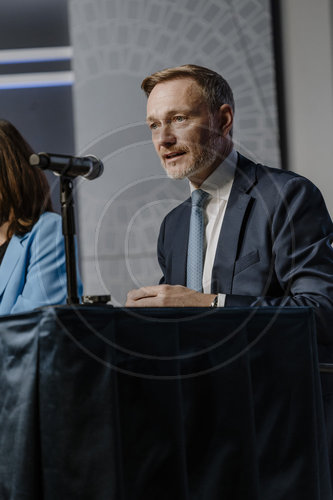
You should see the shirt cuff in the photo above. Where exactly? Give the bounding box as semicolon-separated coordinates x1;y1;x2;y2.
217;293;226;307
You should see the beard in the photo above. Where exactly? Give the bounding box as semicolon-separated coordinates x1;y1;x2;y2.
161;133;222;181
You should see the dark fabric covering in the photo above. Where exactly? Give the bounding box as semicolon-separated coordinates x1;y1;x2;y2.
0;306;331;499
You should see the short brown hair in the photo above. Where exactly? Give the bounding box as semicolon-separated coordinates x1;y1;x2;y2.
141;64;235;114
0;119;53;238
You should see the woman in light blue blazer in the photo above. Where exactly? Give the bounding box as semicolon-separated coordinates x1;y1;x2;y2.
0;119;81;315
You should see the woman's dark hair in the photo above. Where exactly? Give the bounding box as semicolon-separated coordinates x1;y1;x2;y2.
0;119;53;238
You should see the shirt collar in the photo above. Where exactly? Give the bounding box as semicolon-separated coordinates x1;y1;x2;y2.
189;149;237;200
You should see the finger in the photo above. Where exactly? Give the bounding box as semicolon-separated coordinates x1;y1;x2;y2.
127;286;159;301
126;296;161;307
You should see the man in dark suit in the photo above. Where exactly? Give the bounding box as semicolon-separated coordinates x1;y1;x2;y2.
126;64;333;326
125;64;333;478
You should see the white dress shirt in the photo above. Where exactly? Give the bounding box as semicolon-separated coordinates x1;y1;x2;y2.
189;149;237;306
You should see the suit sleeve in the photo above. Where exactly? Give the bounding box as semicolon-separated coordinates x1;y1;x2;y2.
225;177;333;339
10;214;83;314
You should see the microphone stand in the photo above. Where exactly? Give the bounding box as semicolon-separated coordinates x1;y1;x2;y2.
60;171;80;305
29;152;110;306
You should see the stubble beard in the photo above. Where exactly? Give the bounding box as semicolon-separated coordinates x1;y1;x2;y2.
161;134;221;180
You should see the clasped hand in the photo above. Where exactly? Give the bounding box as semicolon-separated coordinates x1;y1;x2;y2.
125;284;215;307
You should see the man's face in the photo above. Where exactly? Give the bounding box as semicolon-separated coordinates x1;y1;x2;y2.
146;78;230;184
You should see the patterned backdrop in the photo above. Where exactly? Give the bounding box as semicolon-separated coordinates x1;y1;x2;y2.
69;0;280;304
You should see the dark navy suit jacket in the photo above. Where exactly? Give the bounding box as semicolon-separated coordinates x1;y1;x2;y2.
157;153;333;341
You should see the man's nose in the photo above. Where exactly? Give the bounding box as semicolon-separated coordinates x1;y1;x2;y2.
157;123;177;147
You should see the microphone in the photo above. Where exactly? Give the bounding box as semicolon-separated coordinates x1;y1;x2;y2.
29;152;104;181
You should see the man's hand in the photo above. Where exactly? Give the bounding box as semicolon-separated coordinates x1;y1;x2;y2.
126;284;216;307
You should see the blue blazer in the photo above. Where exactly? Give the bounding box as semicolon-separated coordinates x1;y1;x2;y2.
158;154;333;337
0;212;82;316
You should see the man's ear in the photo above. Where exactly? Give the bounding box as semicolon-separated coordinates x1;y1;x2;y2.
218;104;233;137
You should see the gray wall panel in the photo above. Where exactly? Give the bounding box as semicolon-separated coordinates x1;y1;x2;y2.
280;0;333;217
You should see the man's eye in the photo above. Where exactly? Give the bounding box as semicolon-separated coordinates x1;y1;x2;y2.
149;123;158;130
174;116;185;122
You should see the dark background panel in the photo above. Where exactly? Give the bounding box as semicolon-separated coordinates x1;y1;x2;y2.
0;0;70;49
0;0;74;213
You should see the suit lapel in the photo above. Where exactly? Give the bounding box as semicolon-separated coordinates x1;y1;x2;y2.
211;154;257;294
0;233;28;296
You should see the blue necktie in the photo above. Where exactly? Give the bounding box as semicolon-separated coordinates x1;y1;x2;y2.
186;189;209;292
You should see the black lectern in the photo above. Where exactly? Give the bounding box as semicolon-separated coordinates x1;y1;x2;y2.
0;306;331;499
